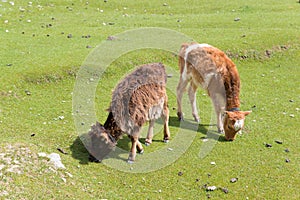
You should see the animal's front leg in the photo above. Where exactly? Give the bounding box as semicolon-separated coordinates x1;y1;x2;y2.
210;93;225;134
217;112;224;134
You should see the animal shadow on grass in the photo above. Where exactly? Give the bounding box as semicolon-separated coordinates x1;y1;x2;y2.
70;116;226;164
168;116;227;142
70;134;130;164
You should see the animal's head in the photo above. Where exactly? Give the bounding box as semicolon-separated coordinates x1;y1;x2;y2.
223;111;251;141
88;122;116;162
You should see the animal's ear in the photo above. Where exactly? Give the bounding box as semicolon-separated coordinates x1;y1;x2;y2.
243;111;252;116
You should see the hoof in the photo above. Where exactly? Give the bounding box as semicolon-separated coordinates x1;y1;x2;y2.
177;112;184;121
145;142;151;146
138;149;144;154
127;160;134;164
163;139;169;143
218;129;224;134
88;154;101;163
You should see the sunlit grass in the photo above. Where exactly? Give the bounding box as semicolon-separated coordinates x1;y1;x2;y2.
0;0;299;199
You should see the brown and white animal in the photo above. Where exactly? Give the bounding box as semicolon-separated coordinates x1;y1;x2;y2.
89;63;170;163
176;43;251;140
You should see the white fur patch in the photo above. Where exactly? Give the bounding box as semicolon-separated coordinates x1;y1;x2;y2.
234;119;244;131
148;98;164;120
182;43;212;81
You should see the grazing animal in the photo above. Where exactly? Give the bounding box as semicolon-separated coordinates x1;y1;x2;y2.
89;63;170;163
176;43;251;140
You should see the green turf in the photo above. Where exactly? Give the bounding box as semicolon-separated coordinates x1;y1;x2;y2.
0;0;299;199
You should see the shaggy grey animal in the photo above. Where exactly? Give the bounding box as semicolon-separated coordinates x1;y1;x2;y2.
88;63;170;163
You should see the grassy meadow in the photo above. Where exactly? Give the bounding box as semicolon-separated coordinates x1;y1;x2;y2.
0;0;300;199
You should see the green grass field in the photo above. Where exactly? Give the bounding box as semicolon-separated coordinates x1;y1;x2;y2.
1;0;299;199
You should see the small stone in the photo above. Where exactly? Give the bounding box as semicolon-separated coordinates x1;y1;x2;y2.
58;116;64;120
6;63;12;67
210;161;216;165
207;173;211;178
67;34;72;38
285;158;290;163
65;172;73;178
265;143;272;148
222;187;229;194
234;17;240;21
107;35;117;41
47;153;66;169
31;133;35;137
275;140;283;144
178;171;183;176
206;186;217;191
289;114;295;118
167;147;173;151
163;3;168;6
108;22;115;25
25;90;31;95
289;99;294;102
38;152;47;157
86;45;92;48
230;177;238;183
284;148;290;153
57;147;68;154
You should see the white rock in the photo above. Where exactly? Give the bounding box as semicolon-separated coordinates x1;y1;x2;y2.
207;186;217;191
0;164;5;170
38;152;47;157
47;153;66;169
210;161;216;165
65;172;73;178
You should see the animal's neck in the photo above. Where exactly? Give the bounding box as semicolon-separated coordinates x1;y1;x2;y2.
104;112;123;141
223;68;240;111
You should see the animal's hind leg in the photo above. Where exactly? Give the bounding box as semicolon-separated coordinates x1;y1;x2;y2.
162;98;170;143
136;140;144;154
176;76;189;121
145;120;155;146
188;81;200;122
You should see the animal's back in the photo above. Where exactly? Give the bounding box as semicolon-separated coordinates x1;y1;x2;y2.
179;43;239;90
110;63;167;133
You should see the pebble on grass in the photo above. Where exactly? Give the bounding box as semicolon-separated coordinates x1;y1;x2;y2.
275;140;283;144
230;178;238;183
265;143;272;148
284;148;290;153
221;187;229;194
